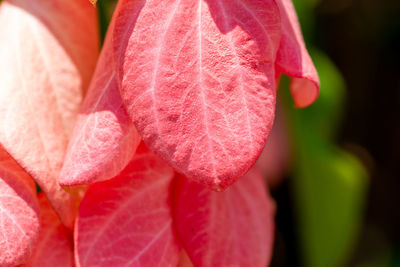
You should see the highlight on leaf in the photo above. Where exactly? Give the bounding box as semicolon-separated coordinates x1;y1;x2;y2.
113;0;281;191
0;148;40;267
59;0;140;187
0;0;99;228
25;194;74;267
0;0;329;266
75;143;181;267
174;166;275;267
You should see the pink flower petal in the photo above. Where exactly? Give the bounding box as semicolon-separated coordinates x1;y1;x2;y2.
0;148;40;267
75;143;181;267
59;1;140;186
174;166;275;267
276;0;320;107
113;0;281;190
0;0;99;228
25;194;73;267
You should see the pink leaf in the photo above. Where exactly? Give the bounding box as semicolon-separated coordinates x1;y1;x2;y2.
75;143;181;267
275;0;320;108
0;0;99;228
0;148;40;267
59;0;141;186
174;166;275;267
113;0;281;190
25;194;73;267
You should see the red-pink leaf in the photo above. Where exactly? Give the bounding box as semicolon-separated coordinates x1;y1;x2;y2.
275;0;320;108
0;0;99;228
174;166;275;267
0;148;40;267
75;144;181;267
59;1;140;186
25;194;73;267
113;0;281;190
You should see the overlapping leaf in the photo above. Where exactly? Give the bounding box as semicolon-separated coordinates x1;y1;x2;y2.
75;144;181;267
113;0;281;190
60;0;140;186
0;0;98;227
174;166;275;267
275;0;320;107
0;148;40;267
26;194;73;267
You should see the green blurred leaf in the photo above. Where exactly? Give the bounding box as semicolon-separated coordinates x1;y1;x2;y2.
281;49;369;267
97;0;116;45
292;140;368;267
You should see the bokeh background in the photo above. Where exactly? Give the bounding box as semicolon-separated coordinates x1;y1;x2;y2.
270;0;400;266
97;1;400;266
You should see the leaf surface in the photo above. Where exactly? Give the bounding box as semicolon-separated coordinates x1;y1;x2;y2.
113;0;281;190
26;194;73;267
60;1;140;186
75;143;181;267
275;0;320;107
0;0;99;227
0;148;40;267
174;166;275;267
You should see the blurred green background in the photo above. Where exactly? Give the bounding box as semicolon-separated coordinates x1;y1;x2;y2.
271;0;400;266
97;0;400;266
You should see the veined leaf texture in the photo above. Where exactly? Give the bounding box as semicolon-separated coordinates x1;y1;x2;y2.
0;0;99;228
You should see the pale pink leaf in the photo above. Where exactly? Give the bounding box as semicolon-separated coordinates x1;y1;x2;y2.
275;0;320;107
75;144;181;267
113;0;281;190
59;1;140;186
0;0;99;227
0;148;40;267
174;166;275;267
25;194;73;267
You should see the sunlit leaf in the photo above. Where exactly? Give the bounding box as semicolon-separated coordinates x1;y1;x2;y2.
25;194;73;267
60;0;140;186
0;0;99;228
0;148;40;267
75;143;181;267
174;166;275;267
113;0;281;190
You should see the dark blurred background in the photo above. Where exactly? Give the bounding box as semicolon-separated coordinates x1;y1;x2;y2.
270;0;400;266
